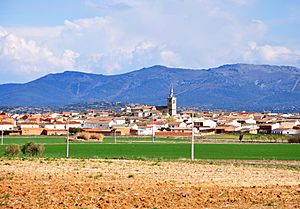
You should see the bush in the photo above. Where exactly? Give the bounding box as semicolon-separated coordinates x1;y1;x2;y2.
288;134;300;143
4;144;21;157
69;127;81;134
90;133;104;141
75;132;104;141
76;132;90;140
21;141;45;156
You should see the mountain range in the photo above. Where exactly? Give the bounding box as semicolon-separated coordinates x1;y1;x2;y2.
1;64;300;112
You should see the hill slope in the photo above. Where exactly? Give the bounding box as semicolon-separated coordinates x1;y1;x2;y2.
1;64;300;111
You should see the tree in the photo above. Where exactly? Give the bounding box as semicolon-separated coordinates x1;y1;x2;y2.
166;117;175;123
4;144;21;157
69;127;81;134
288;134;300;143
21;142;44;156
239;134;244;142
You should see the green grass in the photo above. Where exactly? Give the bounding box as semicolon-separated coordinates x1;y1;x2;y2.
0;143;299;160
1;136;188;144
104;137;189;143
201;134;289;141
201;134;239;139
1;137;65;144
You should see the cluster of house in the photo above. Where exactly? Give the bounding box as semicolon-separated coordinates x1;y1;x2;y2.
0;108;300;137
1;86;299;137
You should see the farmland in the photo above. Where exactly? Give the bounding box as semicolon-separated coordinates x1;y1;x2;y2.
0;158;299;208
0;136;299;160
1;136;299;208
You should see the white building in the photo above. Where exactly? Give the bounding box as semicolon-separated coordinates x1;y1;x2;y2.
18;122;39;129
68;121;82;129
193;118;217;128
0;122;14;130
83;118;115;129
272;128;299;135
167;122;186;129
54;122;66;130
113;118;126;125
137;126;158;136
43;123;56;129
167;85;176;116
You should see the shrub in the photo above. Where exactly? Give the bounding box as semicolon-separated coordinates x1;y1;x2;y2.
69;127;81;134
239;134;244;142
288;134;300;143
4;144;21;157
21;141;45;156
76;132;90;140
75;132;104;141
90;133;104;141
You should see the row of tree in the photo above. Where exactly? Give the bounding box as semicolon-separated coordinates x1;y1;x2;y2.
4;142;44;157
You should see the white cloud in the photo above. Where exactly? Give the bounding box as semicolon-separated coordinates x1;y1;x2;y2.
245;42;300;65
0;0;299;83
160;50;182;67
0;27;79;82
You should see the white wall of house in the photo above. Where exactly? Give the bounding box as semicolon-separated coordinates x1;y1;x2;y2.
113;118;126;125
0;124;14;130
272;129;299;135
168;122;187;129
229;120;242;127
271;123;280;130
137;128;152;136
203;120;217;128
179;122;187;128
108;120;116;128
129;124;138;130
50;113;59;118
44;124;56;129
239;124;259;130
283;129;299;135
137;126;157;136
56;118;64;122
133;111;144;118
55;123;66;130
68;123;82;129
245;119;256;124
83;120;113;129
83;122;99;129
19;124;39;129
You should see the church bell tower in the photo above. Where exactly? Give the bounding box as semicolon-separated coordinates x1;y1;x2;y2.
167;84;177;116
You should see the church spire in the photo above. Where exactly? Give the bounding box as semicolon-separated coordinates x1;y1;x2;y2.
167;82;176;116
169;83;174;98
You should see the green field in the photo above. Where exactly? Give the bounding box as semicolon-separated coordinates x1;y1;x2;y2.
0;137;65;144
0;137;299;160
0;136;189;144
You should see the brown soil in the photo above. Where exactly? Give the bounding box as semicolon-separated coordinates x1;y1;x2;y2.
0;159;299;208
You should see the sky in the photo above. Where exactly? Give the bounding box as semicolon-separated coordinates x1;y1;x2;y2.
0;0;300;83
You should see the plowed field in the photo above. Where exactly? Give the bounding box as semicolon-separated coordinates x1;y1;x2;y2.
0;159;299;208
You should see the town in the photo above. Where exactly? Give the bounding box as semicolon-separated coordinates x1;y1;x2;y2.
1;86;299;139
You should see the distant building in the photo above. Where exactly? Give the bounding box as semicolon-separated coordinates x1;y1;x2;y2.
83;118;115;129
156;84;177;116
167;84;177;116
0;121;14;131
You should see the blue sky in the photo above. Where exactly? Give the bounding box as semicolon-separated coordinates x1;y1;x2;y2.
0;0;300;83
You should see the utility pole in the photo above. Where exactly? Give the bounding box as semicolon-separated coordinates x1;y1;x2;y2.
114;129;117;144
1;128;3;145
152;113;155;143
191;113;195;161
66;119;69;158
